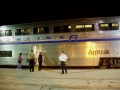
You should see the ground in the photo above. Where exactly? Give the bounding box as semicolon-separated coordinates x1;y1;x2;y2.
0;68;120;90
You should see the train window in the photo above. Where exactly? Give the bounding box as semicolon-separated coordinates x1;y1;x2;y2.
5;30;12;36
0;51;12;57
85;24;94;31
15;29;21;35
99;23;119;30
99;23;109;30
76;24;94;32
33;27;49;34
68;26;71;30
22;28;30;35
64;25;71;32
76;25;84;32
54;25;71;33
109;22;119;30
44;27;49;34
0;31;5;36
54;26;60;33
15;28;30;35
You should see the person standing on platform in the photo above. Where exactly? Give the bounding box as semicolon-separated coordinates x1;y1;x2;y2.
59;51;68;74
28;50;35;72
16;53;22;70
38;52;44;71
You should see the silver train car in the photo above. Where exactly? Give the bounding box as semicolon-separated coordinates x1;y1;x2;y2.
0;16;120;68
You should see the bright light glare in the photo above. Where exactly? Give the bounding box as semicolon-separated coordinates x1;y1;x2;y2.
68;26;71;29
0;26;7;30
85;42;96;58
99;31;103;33
0;37;13;42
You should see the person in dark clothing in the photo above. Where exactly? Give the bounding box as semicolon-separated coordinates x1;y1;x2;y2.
38;52;43;71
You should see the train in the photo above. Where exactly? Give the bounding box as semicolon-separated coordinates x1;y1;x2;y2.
0;16;120;69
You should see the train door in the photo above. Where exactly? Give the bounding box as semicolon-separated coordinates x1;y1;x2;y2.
31;44;44;65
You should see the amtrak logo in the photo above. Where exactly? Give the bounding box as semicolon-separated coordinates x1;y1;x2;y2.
88;49;110;55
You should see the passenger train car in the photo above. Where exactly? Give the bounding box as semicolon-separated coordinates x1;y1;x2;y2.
0;16;120;69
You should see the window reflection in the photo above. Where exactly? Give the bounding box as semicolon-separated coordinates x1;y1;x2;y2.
5;30;12;36
33;27;49;34
15;28;30;35
0;51;12;57
54;25;71;33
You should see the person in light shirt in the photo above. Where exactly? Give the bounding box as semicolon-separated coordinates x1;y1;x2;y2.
35;52;39;65
59;51;68;74
28;50;35;72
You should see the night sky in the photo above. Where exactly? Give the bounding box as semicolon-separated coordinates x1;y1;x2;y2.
0;2;120;26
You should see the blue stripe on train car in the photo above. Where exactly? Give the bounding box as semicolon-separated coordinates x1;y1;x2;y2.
0;37;120;45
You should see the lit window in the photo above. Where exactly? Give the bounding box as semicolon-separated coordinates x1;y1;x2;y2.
112;23;118;26
99;22;119;30
85;25;92;28
68;26;71;29
33;27;49;34
100;24;108;27
76;25;84;28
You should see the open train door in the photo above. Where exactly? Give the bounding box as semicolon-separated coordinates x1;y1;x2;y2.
31;44;44;70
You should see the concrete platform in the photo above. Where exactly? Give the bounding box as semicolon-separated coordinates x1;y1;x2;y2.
0;68;120;90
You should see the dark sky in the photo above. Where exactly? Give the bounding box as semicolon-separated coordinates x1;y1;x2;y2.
0;2;120;26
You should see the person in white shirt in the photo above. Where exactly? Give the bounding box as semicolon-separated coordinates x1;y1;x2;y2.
59;51;68;74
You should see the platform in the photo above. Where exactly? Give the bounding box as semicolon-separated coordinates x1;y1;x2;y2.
0;68;120;90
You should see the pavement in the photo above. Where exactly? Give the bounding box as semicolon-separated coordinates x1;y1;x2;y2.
0;68;120;90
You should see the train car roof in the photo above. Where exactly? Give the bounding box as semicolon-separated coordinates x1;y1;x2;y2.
0;16;120;27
